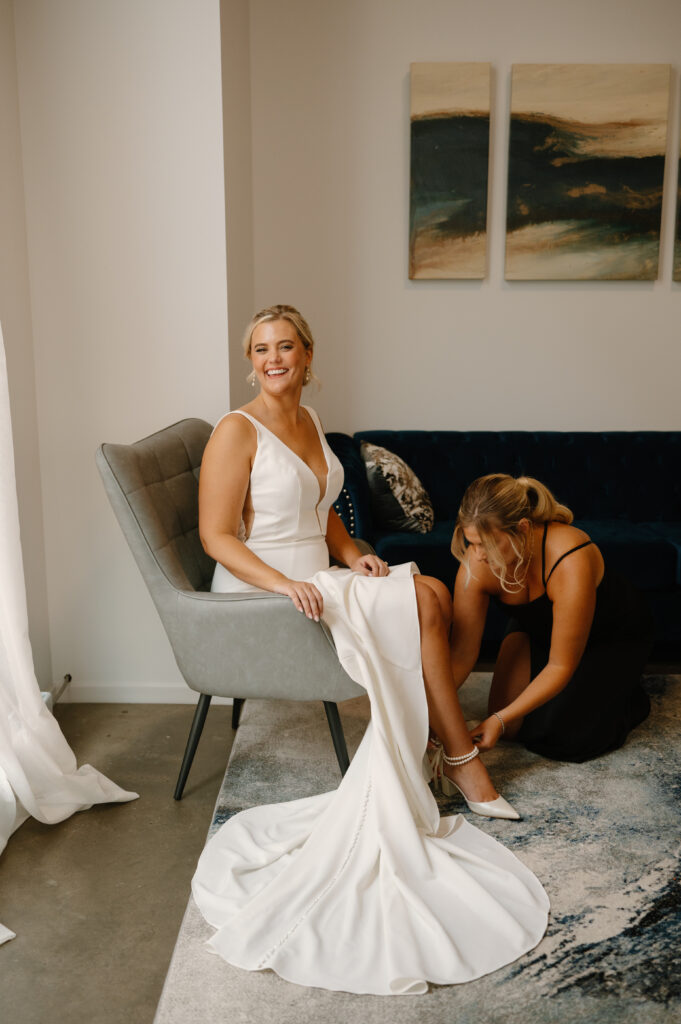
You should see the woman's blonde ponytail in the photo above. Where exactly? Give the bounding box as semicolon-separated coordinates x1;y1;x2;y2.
516;476;573;524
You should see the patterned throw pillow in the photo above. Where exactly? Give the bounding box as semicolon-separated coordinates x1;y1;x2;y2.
360;442;434;534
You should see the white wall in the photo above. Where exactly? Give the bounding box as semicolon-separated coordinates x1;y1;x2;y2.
0;0;51;688
248;0;681;433
13;0;230;701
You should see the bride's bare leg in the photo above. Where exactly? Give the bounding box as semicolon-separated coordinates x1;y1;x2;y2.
414;576;498;803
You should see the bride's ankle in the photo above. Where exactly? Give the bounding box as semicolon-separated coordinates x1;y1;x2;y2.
442;745;479;768
443;753;498;801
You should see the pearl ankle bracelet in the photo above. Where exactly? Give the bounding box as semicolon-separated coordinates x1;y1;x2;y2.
442;746;479;767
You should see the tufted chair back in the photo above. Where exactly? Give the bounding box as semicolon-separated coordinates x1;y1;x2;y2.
97;419;215;597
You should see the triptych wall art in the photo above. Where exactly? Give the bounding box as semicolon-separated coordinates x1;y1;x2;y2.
409;62;676;282
409;63;491;279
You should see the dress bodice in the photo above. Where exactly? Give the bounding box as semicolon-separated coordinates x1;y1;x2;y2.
211;406;344;592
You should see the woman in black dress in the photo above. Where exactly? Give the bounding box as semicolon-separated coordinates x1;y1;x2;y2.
448;474;653;762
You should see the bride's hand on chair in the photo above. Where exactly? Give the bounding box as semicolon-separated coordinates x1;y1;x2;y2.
276;579;324;621
350;554;390;577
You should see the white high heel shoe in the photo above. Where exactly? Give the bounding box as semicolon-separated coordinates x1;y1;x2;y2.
423;737;444;788
430;743;521;821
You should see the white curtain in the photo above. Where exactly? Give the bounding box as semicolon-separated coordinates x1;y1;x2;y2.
0;325;137;944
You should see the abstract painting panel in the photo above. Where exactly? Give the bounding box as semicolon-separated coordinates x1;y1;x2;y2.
410;62;491;279
674;140;681;282
505;64;671;281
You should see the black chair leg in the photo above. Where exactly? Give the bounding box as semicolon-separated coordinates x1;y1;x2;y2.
323;701;350;776
174;693;212;800
231;697;245;730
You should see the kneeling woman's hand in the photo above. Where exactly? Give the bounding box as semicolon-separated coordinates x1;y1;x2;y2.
469;715;504;752
275;579;324;621
350;554;390;577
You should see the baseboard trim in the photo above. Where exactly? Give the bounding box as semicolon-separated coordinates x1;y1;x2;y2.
60;682;233;705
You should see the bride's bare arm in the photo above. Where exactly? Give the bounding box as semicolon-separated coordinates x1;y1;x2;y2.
325;508;363;566
325;508;389;577
199;415;324;619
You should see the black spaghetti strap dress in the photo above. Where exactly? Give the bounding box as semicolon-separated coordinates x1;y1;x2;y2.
501;523;654;763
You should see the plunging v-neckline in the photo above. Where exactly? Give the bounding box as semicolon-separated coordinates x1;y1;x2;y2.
240;408;330;504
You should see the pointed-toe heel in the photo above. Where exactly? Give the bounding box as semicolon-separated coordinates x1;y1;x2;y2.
440;775;521;820
440;745;521;821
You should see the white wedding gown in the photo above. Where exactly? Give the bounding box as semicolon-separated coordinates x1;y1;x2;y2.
192;408;549;995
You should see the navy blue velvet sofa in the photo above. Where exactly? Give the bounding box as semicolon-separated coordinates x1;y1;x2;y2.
328;430;681;665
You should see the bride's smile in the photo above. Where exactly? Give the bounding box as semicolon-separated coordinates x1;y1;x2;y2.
251;319;311;392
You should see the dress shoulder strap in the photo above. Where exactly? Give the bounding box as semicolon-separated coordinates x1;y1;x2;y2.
211;409;261;438
541;522;549;588
229;409;259;427
545;538;594;585
303;405;332;450
303;405;324;435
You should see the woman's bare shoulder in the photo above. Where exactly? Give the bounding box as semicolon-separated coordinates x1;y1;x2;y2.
544;521;603;586
212;410;256;439
545;521;592;549
206;411;257;459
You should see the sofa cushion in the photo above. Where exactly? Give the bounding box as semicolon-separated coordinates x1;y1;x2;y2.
574;521;678;591
648;523;681;587
373;521;458;588
360;441;434;534
374;519;679;594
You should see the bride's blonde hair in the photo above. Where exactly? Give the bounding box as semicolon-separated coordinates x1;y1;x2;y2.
242;304;315;359
451;474;573;592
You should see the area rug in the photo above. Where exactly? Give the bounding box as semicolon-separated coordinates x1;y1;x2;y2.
154;674;680;1024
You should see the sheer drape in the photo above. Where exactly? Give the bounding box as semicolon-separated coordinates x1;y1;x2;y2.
0;325;137;943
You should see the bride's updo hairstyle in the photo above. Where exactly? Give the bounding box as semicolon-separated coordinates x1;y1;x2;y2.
451;474;573;593
242;304;317;385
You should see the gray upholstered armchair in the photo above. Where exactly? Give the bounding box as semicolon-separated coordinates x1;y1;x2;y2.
96;418;365;799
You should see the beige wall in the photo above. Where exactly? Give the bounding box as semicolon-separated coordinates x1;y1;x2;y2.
0;0;51;687
220;0;255;411
248;0;681;433
13;0;230;701
5;0;681;702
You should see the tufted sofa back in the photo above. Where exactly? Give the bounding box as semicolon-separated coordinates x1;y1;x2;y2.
97;419;215;594
354;431;681;523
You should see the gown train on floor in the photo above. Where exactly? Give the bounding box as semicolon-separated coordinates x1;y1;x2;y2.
192;409;549;995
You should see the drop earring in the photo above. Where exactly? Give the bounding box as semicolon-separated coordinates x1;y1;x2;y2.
247;370;256;387
303;367;312;386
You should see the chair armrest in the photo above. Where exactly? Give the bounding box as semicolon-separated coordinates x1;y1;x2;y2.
161;588;365;703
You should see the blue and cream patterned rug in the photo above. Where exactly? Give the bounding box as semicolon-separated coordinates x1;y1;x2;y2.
154;674;680;1024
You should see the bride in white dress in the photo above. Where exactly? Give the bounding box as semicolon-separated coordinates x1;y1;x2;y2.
192;305;549;995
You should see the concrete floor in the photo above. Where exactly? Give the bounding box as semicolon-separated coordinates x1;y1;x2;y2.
1;702;234;1024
